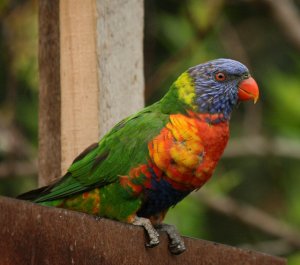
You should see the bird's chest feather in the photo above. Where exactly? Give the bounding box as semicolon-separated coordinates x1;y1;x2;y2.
148;112;229;190
119;112;229;219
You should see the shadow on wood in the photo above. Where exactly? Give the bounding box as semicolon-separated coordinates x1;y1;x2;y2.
0;196;286;265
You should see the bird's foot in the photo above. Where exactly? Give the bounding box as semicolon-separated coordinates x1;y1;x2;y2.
132;216;160;248
155;223;186;255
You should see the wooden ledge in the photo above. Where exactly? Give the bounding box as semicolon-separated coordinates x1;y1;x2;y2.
0;196;286;265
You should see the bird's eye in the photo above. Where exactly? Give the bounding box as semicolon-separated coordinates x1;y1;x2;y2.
215;72;226;81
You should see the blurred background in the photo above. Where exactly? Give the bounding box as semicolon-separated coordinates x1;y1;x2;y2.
0;0;300;263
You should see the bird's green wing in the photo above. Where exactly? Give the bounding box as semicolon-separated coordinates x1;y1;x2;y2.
34;103;169;202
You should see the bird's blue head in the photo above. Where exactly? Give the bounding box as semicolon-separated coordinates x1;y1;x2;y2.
175;58;259;121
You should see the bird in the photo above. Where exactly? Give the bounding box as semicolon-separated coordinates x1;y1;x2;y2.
18;58;259;255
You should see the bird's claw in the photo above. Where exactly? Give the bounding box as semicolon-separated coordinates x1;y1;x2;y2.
132;217;185;254
155;223;186;255
145;237;160;248
133;217;160;248
168;239;186;255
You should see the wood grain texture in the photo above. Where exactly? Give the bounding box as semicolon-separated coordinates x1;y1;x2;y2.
96;0;145;137
0;196;287;265
38;0;61;186
60;0;100;174
39;0;145;183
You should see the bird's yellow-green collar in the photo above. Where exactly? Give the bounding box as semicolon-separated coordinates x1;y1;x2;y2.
175;72;197;110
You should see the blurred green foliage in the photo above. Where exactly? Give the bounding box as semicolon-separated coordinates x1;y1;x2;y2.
0;0;38;196
0;0;300;263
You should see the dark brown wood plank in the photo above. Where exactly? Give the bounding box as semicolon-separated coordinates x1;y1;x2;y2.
0;196;287;265
38;0;61;186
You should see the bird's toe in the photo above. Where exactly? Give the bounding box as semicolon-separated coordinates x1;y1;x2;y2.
169;239;186;255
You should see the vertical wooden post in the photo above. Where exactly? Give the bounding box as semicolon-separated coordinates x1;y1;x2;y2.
59;0;100;177
38;0;144;186
38;1;61;186
95;0;145;136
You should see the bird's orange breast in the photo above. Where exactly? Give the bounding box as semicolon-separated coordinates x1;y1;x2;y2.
148;111;229;191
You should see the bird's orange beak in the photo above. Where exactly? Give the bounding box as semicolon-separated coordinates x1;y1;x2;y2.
238;77;259;103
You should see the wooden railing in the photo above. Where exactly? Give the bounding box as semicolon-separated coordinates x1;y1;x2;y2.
0;196;286;265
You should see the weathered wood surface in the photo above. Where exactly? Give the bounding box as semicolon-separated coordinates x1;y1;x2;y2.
0;196;286;265
96;0;145;137
38;0;144;185
60;0;100;175
38;1;61;186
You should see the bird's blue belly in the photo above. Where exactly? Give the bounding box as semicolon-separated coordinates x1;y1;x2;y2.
137;177;190;218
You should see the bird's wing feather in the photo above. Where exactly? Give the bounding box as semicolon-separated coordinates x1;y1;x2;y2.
34;104;169;202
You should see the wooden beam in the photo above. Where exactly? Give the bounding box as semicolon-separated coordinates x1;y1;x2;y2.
0;196;287;265
38;0;144;185
95;0;145;136
59;0;100;176
38;1;61;186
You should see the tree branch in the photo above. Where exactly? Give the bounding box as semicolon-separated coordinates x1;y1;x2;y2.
224;136;300;159
195;190;300;249
261;0;300;51
241;239;295;256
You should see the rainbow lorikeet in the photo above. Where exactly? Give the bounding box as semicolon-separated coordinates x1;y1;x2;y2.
18;58;259;254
